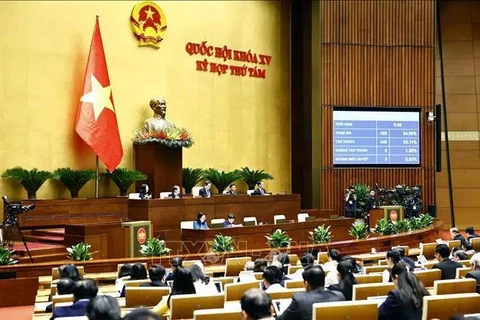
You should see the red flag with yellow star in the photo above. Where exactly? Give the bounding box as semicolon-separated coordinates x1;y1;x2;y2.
75;17;123;172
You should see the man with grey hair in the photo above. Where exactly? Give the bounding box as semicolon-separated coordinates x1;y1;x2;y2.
450;227;469;250
466;253;480;294
241;288;274;320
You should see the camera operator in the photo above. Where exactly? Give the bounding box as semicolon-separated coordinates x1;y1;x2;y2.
366;190;378;213
345;186;357;218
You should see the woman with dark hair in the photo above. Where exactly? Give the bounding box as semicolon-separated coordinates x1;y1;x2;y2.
153;268;196;317
383;250;402;283
120;263;147;297
379;263;429;320
253;259;268;273
342;256;364;275
115;264;133;293
188;263;217;295
60;264;81;282
328;260;357;300
193;212;209;229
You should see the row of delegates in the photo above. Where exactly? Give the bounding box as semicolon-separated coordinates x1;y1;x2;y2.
192;212;239;229
119;263;148;297
450;226;480;251
46;264;83;312
199;180;270;198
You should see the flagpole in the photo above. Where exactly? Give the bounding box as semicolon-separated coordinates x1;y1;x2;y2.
95;156;99;198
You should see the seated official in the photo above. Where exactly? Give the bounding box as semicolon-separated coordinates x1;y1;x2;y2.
199;181;213;198
382;250;402;283
52;279;98;319
451;227;469;250
141;265;167;287
466;253;480;294
263;266;285;293
328;260;357;301
466;226;479;251
378;263;429;320
59;264;82;282
46;277;75;313
277;265;345;320
86;295;121;320
290;253;315;280
323;249;342;287
153;268;196;317
193;212;209;229
188;263;218;295
252;181;269;196
168;185;183;199
396;247;415;270
120;263;147;297
241;288;275;320
165;257;183;282
433;244;462;280
224;183;237;195
223;213;236;227
254;259;268;273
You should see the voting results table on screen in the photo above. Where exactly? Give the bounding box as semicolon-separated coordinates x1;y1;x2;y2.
333;111;420;165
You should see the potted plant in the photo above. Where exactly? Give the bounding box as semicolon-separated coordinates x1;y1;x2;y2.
209;234;235;252
0;248;17;265
407;216;422;231
419;213;434;228
265;229;291;248
52;168;95;198
182;168;204;194
66;242;96;261
348;222;369;240
102;168;147;196
139;238;171;257
375;218;394;236
309;225;332;244
392;219;410;234
202;168;240;194
236;167;274;190
2;167;52;200
353;184;370;218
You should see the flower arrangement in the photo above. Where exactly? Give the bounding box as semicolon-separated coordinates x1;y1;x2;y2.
133;127;194;148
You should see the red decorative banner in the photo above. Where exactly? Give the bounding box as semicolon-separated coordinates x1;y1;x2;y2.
185;41;272;79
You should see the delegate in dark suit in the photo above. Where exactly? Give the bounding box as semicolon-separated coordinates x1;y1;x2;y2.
199;187;212;198
276;289;344;320
378;289;422;320
52;300;90;319
466;271;480;294
433;258;462;280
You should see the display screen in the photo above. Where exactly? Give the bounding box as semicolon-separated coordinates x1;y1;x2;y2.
333;108;420;166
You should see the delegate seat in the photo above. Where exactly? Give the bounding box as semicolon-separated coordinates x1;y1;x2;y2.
433;278;476;295
352;283;395;301
274;214;287;224
125;287;171;308
288;254;299;265
413;269;442;288
354;274;383;284
422;293;480;320
317;252;329;264
211;276;235;291
284;280;305;289
193;308;242;320
124;279;151;287
456;267;470;279
52;294;74;309
225;257;251;277
447;240;461;251
312;300;378;320
268;288;305;300
170;293;225;319
420;242;437;260
224;281;261;302
364;265;389;274
287;265;303;275
471;238;480;252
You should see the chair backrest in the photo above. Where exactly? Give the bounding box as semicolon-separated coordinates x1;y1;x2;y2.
180;221;194;229
413;269;442;288
284;280;305;289
471;238;480;251
253;272;263;281
225;257;252;277
287;265;303;275
211;277;235;291
52;266;85;280
247;190;254;196
274;214;287;224
422;293;480;320
268;288;305;300
457;267;470;279
183;260;203;268
116;263;148;276
297;213;309;222
313;300;378;320
421;261;437;269
354;274;383;284
458;259;471;268
224;281;261;301
52;294;74;309
448;240;461;250
128;193;141;199
420;242;437;259
352;283;395;301
125;287;171;308
170;293;225;319
192;186;202;198
159;192;171;199
194;308;243;320
364;265;389;274
124;279;151;287
288;254;299;266
433;278;477;295
392;245;410;255
317;252;329;264
243;217;257;226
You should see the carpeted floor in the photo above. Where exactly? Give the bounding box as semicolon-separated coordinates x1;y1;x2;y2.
0;305;34;320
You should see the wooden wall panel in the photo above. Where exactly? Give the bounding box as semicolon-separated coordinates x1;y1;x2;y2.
320;0;435;214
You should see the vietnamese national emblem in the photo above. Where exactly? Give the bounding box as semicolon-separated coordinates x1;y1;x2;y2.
130;1;167;48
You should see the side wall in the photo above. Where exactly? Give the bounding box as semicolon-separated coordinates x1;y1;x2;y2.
0;1;291;200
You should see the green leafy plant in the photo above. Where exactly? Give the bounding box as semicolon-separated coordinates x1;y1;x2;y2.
236;167;274;190
375;218;394;236
2;167;52;200
419;213;434;228
353;184;371;218
392;220;410;234
265;229;291;248
52;168;95;198
182;168;204;194
0;248;17;265
309;225;332;244
202;168;240;194
209;234;235;252
66;242;96;261
102;168;147;196
139;238;171;257
348;222;369;240
407;216;423;231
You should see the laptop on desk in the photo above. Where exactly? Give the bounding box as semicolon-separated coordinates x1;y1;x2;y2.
276;219;289;224
211;223;224;229
243;221;256;226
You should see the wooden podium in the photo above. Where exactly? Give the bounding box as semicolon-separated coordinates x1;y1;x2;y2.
369;209;384;229
134;143;182;197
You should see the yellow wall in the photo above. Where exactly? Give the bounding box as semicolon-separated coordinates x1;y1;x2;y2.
0;1;291;200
